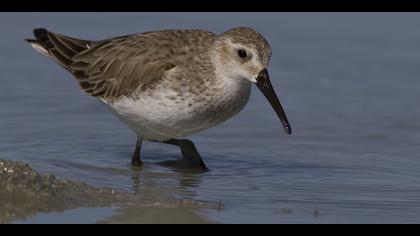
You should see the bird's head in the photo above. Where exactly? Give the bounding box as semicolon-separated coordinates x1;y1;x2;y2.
212;27;292;135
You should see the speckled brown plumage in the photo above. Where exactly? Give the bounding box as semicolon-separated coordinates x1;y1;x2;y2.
29;28;217;101
27;27;270;102
221;27;272;66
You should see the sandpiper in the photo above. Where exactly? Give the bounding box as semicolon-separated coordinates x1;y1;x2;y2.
26;27;291;171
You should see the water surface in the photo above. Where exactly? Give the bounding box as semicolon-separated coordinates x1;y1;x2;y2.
1;13;420;223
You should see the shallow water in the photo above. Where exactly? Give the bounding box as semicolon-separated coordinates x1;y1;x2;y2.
1;12;420;223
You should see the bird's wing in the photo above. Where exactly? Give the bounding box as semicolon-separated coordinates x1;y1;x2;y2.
29;28;176;100
70;36;177;100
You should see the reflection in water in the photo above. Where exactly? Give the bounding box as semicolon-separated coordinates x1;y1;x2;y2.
0;159;221;223
129;157;205;199
130;167;142;194
102;205;213;224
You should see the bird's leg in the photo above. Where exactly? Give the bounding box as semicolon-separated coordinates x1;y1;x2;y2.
163;139;208;171
131;136;143;166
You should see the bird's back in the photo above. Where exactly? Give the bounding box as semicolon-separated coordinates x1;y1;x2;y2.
26;28;217;101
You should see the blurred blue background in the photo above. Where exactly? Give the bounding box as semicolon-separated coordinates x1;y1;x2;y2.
1;13;420;223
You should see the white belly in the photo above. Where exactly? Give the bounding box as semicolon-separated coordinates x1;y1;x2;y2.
103;80;251;141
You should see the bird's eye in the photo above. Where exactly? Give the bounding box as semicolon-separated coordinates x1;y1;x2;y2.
237;49;247;58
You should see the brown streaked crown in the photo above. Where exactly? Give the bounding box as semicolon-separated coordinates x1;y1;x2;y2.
220;27;272;67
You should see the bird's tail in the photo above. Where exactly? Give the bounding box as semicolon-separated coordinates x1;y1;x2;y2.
25;28;95;71
25;38;50;57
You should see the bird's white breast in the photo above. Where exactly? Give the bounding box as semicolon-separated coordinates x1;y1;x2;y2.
104;77;251;141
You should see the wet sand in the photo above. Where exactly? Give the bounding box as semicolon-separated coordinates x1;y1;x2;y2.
0;159;218;224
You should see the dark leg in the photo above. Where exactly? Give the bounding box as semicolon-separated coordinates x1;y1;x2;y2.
131;136;143;166
163;138;208;171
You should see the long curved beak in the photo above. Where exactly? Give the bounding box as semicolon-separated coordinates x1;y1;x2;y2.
255;68;292;135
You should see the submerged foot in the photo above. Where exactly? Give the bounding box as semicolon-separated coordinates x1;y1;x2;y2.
162;139;208;171
176;139;208;171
